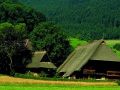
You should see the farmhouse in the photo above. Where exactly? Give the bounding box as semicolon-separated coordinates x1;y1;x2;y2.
57;40;120;79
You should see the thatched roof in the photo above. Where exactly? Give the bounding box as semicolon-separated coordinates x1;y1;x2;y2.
57;40;120;77
26;51;56;69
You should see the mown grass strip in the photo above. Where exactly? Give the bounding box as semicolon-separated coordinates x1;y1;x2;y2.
0;84;120;90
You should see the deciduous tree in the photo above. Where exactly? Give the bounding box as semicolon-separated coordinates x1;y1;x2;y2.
0;22;32;75
30;22;72;66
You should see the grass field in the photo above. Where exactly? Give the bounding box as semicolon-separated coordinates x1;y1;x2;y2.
0;76;119;90
69;38;87;48
0;84;120;90
105;40;120;47
69;38;120;48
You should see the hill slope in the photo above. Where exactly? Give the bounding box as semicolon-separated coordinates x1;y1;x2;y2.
18;0;120;40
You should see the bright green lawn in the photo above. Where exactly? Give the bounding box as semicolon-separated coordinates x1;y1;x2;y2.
105;40;120;47
0;84;120;90
69;38;87;48
105;40;120;58
69;38;120;48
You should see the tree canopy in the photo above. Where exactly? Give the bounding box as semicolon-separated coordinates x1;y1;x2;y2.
30;22;72;66
0;1;46;33
0;22;32;75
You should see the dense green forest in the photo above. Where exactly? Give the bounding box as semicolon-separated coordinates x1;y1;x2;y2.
18;0;120;40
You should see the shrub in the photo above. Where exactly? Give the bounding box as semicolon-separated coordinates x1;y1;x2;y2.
113;43;120;51
116;80;120;85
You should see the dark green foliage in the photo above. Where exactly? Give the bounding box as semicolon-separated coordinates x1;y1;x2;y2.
0;1;46;33
113;43;120;51
19;0;120;40
117;80;120;86
0;22;32;75
0;0;13;3
30;22;72;66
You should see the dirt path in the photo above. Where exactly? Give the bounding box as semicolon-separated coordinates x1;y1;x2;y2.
0;76;118;86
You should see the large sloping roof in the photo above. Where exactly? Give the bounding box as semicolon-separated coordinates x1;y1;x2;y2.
57;40;120;77
26;51;56;69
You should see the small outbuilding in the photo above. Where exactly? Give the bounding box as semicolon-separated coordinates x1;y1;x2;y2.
26;51;56;76
57;40;120;79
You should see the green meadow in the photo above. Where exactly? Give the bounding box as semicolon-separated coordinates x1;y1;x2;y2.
106;40;120;58
0;84;120;90
69;38;120;48
105;40;120;47
69;38;87;48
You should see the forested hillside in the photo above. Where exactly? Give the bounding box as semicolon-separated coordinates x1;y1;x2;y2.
18;0;120;40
